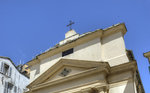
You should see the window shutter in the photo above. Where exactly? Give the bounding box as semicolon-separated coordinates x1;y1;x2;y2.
1;62;4;74
8;67;12;77
18;87;20;93
0;62;1;73
4;82;8;93
6;67;9;76
8;83;10;93
14;86;17;93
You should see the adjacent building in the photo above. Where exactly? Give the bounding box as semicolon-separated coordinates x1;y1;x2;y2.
27;23;144;93
143;51;150;72
0;56;29;93
17;64;30;78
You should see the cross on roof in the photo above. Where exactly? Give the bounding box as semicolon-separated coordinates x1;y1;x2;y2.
67;20;74;30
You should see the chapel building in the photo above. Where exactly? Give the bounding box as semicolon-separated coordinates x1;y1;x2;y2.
26;23;144;93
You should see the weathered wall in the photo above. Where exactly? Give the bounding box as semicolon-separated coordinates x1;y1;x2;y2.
0;58;29;93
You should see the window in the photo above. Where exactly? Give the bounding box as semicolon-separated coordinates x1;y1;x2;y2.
4;82;13;93
8;83;13;93
62;48;73;57
4;64;9;75
0;63;12;77
4;82;8;93
18;88;21;93
14;86;17;93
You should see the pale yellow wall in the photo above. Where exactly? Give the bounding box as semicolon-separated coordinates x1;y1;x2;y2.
30;32;129;82
64;37;102;61
30;53;61;82
101;32;129;66
109;80;135;93
108;71;135;93
30;37;102;82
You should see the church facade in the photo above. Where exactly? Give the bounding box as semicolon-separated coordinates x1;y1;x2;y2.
26;23;144;93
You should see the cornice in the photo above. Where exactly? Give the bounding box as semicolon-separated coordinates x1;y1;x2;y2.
110;60;137;74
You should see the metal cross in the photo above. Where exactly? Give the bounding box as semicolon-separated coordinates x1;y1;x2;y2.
67;20;75;30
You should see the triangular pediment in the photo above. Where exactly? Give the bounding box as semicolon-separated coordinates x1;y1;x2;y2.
27;59;110;88
43;65;89;83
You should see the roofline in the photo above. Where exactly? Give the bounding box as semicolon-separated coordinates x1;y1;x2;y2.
27;23;127;66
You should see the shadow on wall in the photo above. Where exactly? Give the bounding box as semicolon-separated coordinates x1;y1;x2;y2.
102;32;122;44
109;80;135;93
123;80;135;93
35;64;40;76
33;64;40;78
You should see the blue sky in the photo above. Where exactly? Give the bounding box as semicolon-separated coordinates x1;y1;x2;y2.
0;0;150;92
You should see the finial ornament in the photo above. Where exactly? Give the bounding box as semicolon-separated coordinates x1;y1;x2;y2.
67;20;74;30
